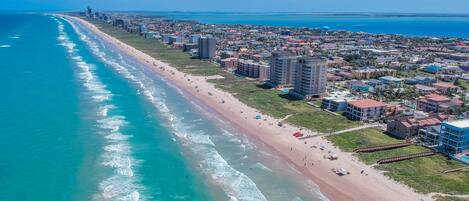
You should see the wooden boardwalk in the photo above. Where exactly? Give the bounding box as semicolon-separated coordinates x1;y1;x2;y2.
354;142;414;153
377;151;435;164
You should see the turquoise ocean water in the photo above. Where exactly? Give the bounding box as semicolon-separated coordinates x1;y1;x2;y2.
0;14;327;201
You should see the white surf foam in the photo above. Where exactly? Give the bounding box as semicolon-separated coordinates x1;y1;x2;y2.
0;45;11;48
67;16;269;201
53;16;144;201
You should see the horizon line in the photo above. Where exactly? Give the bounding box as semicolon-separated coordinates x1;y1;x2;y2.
2;10;469;16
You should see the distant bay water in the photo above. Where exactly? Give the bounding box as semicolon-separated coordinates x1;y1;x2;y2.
150;12;469;38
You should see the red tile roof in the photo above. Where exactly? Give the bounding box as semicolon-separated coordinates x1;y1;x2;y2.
423;93;451;102
432;82;458;89
348;99;387;109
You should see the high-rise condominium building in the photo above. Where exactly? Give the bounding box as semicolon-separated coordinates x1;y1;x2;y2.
269;51;298;87
198;37;216;59
290;56;327;99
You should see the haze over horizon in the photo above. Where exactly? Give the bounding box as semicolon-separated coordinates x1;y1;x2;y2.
2;0;469;14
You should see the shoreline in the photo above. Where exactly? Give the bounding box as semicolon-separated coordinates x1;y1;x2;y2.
65;15;434;201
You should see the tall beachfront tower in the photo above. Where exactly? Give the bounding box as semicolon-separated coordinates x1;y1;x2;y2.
269;51;298;88
290;56;327;99
198;36;216;59
439;119;469;154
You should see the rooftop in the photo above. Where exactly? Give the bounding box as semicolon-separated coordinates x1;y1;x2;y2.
445;119;469;129
348;99;387;108
433;82;459;89
379;76;403;82
323;91;357;102
422;93;451;102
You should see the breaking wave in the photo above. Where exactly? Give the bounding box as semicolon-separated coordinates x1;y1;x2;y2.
53;16;143;201
67;17;268;201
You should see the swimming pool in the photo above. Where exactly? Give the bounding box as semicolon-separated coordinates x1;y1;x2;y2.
462;155;469;163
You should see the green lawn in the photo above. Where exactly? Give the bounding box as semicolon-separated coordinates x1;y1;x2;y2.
327;128;401;152
286;111;359;133
83;17;361;133
209;73;359;132
209;73;295;118
456;79;469;90
85;18;220;76
83;16;469;197
328;129;469;195
435;195;469;201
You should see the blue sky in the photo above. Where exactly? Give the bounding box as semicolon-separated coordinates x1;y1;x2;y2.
2;0;469;13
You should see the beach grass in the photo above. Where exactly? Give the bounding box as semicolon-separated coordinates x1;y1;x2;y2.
209;73;297;118
286;111;358;133
456;79;469;90
209;73;359;132
328;128;469;194
81;16;469;198
82;17;360;133
327;128;402;152
435;195;469;201
84;18;221;76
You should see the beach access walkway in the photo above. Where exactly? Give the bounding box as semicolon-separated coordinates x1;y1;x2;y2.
299;123;380;140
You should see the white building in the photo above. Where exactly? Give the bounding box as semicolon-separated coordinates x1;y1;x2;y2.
345;99;387;121
290;57;327;99
269;51;298;88
321;91;358;112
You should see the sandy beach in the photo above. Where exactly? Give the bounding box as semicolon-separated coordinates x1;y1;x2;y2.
65;15;434;201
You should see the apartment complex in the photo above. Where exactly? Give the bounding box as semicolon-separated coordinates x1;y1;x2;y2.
290;57;327;99
417;93;452;113
440;119;469;154
345;99;387;121
351;68;397;79
236;59;270;80
321;91;358;112
268;51;298;87
198;36;216;59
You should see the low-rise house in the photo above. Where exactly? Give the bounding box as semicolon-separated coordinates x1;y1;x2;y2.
443;66;464;74
379;76;403;88
439;119;469;154
321;91;358;112
327;73;344;81
432;82;459;94
337;71;353;79
420;125;442;147
367;79;381;87
347;80;371;93
423;64;443;74
405;76;437;85
351;68;397;79
417;93;451;113
440;74;460;82
414;84;436;94
220;58;238;69
438;98;463;114
345;99;387;121
387;114;443;139
183;43;198;52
